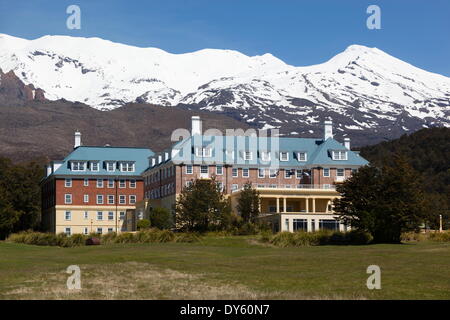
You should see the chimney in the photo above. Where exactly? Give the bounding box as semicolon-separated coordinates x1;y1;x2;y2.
191;116;202;136
344;137;351;150
324;120;333;140
74;131;82;149
45;165;52;177
151;157;156;167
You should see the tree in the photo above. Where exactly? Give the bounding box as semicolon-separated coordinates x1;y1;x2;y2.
236;182;260;223
334;155;426;243
137;219;151;230
149;207;173;230
175;178;231;232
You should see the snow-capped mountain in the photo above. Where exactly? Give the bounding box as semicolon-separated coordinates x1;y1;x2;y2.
1;33;449;140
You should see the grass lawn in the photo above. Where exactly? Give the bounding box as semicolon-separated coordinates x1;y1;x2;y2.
0;236;449;299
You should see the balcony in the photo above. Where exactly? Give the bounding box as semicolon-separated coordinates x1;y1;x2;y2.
232;183;336;193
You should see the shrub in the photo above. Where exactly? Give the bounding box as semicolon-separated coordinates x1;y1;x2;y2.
175;232;201;243
70;234;87;246
114;232;135;243
101;232;117;244
346;230;373;245
137;219;151;230
149;207;173;230
268;230;372;247
429;232;450;242
157;230;175;242
259;230;273;243
270;232;295;247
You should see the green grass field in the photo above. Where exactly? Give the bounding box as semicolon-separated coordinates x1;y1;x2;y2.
0;236;449;300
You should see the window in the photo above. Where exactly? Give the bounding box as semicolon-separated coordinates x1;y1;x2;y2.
129;179;136;188
106;162;116;172
84;211;89;219
269;169;277;178
293;219;307;232
71;161;86;171
217;182;224;192
258;168;265;178
108;212;114;221
231;184;239;191
186;165;193;174
97;179;104;188
196;147;212;157
337;168;345;177
216;165;223;175
297;152;307;162
285;169;292;179
296;169;302;178
84;178;89;186
65;211;71;221
83;227;88;235
119;195;126;204
244;151;253;161
280;152;289;161
65;194;72;204
185;181;193;188
232;168;238;177
97;227;103;234
97;211;103;220
332;150;348;160
261;151;271;162
285;218;289;231
119;211;125;220
120;162;135;172
108;228;114;233
242;168;249;177
323;168;330;177
65;178;72;187
97;195;104;204
119;179;126;188
91;162;99;171
83;194;89;203
65;227;71;236
107;195;114;204
108;179;114;188
319;219;339;231
129;195;136;204
200;165;208;174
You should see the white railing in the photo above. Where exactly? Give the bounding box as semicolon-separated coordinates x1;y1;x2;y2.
232;183;336;193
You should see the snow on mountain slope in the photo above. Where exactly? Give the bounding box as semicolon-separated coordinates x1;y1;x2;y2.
0;33;449;140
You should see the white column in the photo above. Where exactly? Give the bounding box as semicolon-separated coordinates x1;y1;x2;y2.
276;197;280;213
305;198;309;213
283;197;287;213
315;219;320;231
307;219;313;232
312;198;316;213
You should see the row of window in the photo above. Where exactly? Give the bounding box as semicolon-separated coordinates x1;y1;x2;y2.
145;166;175;184
64;227;116;236
70;161;135;172
64;194;136;205
64;210;126;221
64;178;136;188
147;183;175;199
284;218;342;232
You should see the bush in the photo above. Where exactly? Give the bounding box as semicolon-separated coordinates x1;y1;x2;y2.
115;232;135;244
269;230;373;247
346;230;373;245
175;232;201;243
149;207;173;230
259;230;273;243
101;232;117;244
137;219;151;230
428;232;450;242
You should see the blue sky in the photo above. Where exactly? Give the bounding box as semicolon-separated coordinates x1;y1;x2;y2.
1;0;449;76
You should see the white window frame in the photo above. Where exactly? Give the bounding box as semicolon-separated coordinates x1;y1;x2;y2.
119;179;126;188
83;194;89;203
280;152;289;161
129;195;136;204
129;179;136;188
196;147;212;157
65;211;71;221
65;194;72;204
97;211;103;221
242;168;249;178
65;227;71;236
332;150;348;161
200;165;208;174
120;162;135;172
83;178;89;187
232;168;238;177
107;179;114;188
65;178;72;187
323;168;330;177
106;162;116;172
269;169;277;178
108;211;114;221
285;169;292;179
296;169;302;179
119;211;125;220
90;161;99;172
84;211;89;219
119;195;126;204
97;227;103;234
337;168;345;177
97;194;104;205
216;165;223;175
231;184;239;191
97;179;104;188
297;152;307;162
83;227;88;235
261;151;271;162
107;195;115;204
186;165;193;174
71;161;86;171
244;151;253;161
258;168;265;178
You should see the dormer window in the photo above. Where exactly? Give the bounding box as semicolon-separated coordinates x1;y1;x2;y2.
225;150;235;160
120;162;135;172
195;147;212;157
244;151;253;161
280;152;289;161
71;161;86;171
90;161;99;171
261;151;271;162
332;150;348;160
297;152;307;162
106;162;116;172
